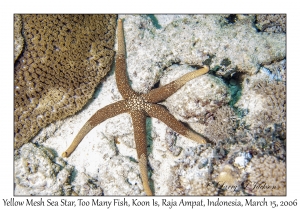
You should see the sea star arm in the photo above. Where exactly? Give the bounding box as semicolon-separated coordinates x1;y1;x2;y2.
142;66;209;103
146;104;207;144
130;110;153;196
116;19;138;99
62;100;129;157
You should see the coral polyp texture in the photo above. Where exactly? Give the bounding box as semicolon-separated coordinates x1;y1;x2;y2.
14;14;117;149
204;105;238;143
245;155;286;195
14;14;286;196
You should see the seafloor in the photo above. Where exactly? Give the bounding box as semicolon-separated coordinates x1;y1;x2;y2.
14;14;286;196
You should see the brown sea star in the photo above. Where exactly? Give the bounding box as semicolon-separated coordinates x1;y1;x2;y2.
62;19;209;196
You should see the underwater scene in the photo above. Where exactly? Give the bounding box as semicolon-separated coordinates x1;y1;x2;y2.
14;14;286;196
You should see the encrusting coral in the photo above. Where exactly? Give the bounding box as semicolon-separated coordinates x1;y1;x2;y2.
204;105;238;143
62;19;209;196
245;155;286;195
251;80;286;135
237;77;286;145
14;15;117;149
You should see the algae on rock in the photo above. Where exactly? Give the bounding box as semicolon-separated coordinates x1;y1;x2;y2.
14;14;24;62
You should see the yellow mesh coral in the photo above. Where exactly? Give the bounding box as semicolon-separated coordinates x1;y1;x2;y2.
14;14;117;149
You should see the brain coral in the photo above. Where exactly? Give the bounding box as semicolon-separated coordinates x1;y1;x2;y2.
14;14;117;149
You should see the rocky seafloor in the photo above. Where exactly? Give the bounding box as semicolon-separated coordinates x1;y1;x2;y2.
14;14;286;196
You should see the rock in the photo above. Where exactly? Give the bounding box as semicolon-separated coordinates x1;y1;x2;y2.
14;143;73;195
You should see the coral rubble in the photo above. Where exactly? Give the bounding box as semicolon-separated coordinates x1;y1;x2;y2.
14;143;73;195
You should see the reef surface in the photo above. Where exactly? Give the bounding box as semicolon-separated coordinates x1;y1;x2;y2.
14;14;286;196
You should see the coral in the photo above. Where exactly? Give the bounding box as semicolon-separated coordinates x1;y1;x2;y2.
246;80;286;158
235;68;286;151
14;14;24;62
188;180;219;195
204;105;238;143
14;14;117;149
250;80;286;140
256;14;286;33
245;155;286;195
14;143;73;195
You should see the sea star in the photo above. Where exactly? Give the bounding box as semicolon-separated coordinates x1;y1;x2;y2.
62;19;209;196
